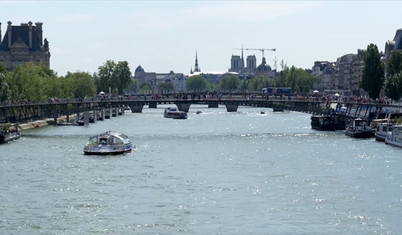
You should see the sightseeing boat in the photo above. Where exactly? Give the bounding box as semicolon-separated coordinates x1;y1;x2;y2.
0;124;21;144
385;125;402;148
345;118;375;138
83;131;132;155
164;107;188;119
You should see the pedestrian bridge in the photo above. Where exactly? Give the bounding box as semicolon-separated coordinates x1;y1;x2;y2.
1;93;401;125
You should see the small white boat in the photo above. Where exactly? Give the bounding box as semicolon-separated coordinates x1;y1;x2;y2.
375;123;393;142
164;107;187;119
385;125;402;148
83;131;132;155
345;118;375;138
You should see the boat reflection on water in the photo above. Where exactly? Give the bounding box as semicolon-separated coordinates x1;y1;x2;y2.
83;131;132;155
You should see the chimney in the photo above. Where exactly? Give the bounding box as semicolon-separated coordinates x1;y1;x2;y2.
35;22;43;46
7;21;12;48
28;21;33;48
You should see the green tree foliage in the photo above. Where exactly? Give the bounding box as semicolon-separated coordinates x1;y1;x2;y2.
219;75;239;91
97;60;115;93
386;50;402;76
139;82;152;93
114;61;132;95
97;60;132;95
384;73;402;100
361;43;384;99
0;64;10;102
248;75;275;92
65;72;96;98
276;66;319;93
8;63;56;101
158;82;175;93
384;51;402;100
186;75;207;91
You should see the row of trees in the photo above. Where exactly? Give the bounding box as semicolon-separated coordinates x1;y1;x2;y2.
186;65;319;93
0;60;134;103
362;44;402;100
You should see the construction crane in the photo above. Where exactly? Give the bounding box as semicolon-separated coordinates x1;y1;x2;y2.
233;47;276;60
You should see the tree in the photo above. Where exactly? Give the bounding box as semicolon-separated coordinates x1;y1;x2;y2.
386;50;402;76
97;60;116;94
65;72;96;98
139;82;152;93
158;82;175;93
248;75;274;92
275;66;318;93
8;63;49;101
186;75;207;91
0;64;10;102
361;43;384;99
384;50;402;100
219;75;239;91
384;73;402;100
97;60;132;95
113;61;132;95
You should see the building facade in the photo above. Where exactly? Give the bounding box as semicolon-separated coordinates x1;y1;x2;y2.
0;21;50;70
134;65;186;92
312;49;364;96
384;28;402;75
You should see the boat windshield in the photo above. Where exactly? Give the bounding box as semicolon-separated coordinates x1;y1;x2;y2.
87;136;98;145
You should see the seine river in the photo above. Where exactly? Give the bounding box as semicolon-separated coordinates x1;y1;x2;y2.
1;105;401;234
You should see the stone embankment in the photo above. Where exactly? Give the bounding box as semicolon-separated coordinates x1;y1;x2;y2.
19;114;77;130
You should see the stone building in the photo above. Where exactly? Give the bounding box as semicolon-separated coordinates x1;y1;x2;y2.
384;28;402;75
134;65;186;92
312;49;364;96
0;21;50;70
228;48;259;78
311;61;337;91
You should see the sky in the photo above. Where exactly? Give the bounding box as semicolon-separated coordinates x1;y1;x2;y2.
1;1;402;76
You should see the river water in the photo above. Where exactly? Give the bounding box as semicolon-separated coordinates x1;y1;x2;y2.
1;105;401;234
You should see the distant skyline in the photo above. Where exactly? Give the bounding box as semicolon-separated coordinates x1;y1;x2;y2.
1;1;401;76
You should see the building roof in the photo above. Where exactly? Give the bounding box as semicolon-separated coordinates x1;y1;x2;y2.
0;23;42;52
394;28;402;50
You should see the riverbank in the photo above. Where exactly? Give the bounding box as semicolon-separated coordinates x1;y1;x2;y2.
19;114;77;130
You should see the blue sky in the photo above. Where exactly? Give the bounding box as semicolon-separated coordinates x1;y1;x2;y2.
1;1;401;76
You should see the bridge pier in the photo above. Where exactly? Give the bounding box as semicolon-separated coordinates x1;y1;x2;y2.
101;109;106;120
84;111;90;126
130;104;144;113
149;102;157;109
225;104;239;112
175;103;191;112
92;110;97;123
208;102;219;108
104;108;111;119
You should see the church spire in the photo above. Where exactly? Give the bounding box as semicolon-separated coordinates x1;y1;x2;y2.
194;51;200;72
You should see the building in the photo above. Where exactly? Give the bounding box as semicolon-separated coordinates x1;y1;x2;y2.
0;21;50;70
312;49;364;96
134;65;186;92
229;48;274;79
384;28;402;75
